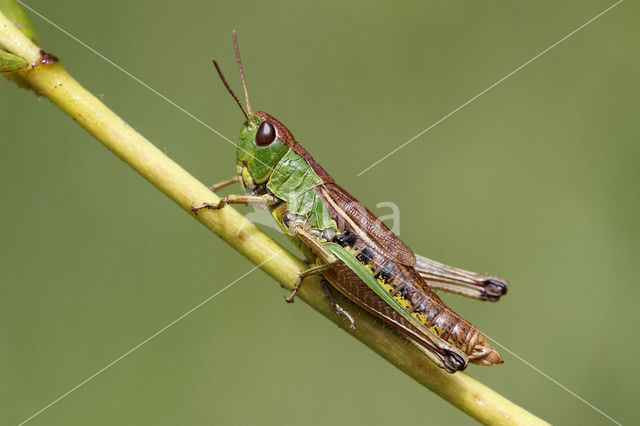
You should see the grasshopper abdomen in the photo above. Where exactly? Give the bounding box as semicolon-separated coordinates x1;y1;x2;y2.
327;229;502;369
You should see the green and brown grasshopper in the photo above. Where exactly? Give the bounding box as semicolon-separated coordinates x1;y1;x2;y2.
193;33;508;373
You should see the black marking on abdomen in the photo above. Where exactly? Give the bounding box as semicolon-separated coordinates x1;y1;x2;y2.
333;232;357;248
375;265;393;283
356;247;375;263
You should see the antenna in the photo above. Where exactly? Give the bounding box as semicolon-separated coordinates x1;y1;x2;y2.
212;59;251;123
232;30;253;116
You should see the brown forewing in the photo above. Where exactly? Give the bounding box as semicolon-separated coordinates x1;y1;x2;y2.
318;183;416;267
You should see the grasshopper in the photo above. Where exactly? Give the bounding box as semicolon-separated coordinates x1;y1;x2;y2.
194;32;508;373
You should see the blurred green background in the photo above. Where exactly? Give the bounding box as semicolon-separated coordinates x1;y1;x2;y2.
1;1;638;424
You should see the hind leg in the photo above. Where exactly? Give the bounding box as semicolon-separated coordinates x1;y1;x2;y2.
320;279;356;331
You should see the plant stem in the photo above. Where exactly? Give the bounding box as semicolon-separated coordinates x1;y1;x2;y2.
0;9;39;63
1;11;548;425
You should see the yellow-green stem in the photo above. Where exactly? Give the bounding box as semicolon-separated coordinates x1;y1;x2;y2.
0;9;39;63
1;11;548;425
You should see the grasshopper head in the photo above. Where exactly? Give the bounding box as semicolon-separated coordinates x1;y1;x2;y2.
213;32;298;187
236;112;292;185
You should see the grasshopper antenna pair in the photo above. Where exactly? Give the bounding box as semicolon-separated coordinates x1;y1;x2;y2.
212;30;253;123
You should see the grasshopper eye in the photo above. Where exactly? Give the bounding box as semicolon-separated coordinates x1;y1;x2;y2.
256;121;277;146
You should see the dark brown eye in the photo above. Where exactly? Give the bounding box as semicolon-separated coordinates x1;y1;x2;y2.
255;121;276;146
